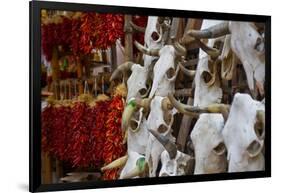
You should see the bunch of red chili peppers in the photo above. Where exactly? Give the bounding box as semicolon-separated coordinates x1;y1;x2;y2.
42;12;147;61
42;96;126;180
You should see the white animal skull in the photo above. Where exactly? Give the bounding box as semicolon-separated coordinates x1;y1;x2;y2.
149;45;179;98
229;22;265;95
222;93;265;172
127;64;150;101
127;109;150;155
189;21;265;96
191;113;227;174
145;96;176;177
194;20;224;107
143;16;165;73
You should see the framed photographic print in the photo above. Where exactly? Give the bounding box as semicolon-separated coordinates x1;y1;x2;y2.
30;0;271;192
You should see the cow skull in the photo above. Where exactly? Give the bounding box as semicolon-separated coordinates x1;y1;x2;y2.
126;64;150;101
110;62;150;102
127;110;150;155
222;93;265;172
134;41;186;98
194;20;225;107
191;113;227;174
145;96;176;177
188;21;265;96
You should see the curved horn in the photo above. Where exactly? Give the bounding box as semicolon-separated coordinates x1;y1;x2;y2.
110;62;134;81
188;22;230;39
174;41;187;56
122;98;151;131
195;39;221;58
134;41;160;56
168;93;200;117
130;21;146;33
101;155;128;171
179;62;196;77
168;93;229;118
148;129;177;159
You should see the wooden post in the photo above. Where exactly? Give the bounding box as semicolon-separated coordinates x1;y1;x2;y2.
124;15;133;62
51;47;60;96
111;44;117;70
41;152;52;184
176;98;194;152
76;57;84;95
55;159;63;182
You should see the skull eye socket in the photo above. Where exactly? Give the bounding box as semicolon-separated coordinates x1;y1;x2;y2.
130;120;139;131
213;40;223;51
139;88;148;97
213;142;226;155
166;67;176;79
202;71;212;84
151;31;160;41
247;140;263;158
163;112;172;125
254;37;264;53
157;124;168;133
254;120;264;140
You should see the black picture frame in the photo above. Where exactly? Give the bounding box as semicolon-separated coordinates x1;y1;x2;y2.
29;1;271;192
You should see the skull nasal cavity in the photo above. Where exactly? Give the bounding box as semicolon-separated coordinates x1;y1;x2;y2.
166;68;176;79
157;124;168;133
151;31;160;41
202;71;212;84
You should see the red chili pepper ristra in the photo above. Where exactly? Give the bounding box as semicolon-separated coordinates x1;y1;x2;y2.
41;97;125;171
102;96;126;180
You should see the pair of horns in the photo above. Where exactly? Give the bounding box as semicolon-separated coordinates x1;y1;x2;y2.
167;93;230;120
184;22;231;58
134;41;160;57
134;40;186;57
110;62;134;81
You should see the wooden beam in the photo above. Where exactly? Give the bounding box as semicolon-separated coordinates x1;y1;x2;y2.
41;152;52;184
124;15;133;62
176;97;194;152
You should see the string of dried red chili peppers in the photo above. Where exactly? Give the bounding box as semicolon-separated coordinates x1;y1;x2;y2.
102;95;126;180
41;96;125;176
